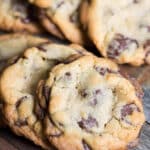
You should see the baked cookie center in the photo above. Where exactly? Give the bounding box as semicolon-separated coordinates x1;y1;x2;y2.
49;57;142;136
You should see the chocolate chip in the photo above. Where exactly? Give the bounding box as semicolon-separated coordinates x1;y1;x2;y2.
78;116;98;132
94;66;108;75
16;96;27;108
121;103;140;120
42;86;51;105
64;72;72;80
94;66;117;76
95;89;101;95
81;89;88;98
15;119;28;127
82;140;91;150
90;98;98;106
107;34;139;59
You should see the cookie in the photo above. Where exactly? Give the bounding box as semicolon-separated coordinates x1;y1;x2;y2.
0;33;49;61
37;0;87;44
0;33;48;128
40;55;145;150
0;43;89;149
86;0;150;66
0;0;43;33
38;9;65;40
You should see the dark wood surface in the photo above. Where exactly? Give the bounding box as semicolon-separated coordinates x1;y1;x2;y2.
0;36;149;150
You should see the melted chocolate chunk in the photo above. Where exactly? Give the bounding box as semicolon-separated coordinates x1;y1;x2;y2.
81;89;88;98
78;116;98;131
65;72;71;77
42;86;51;105
94;66;117;76
15;119;28;127
89;89;101;106
95;67;108;75
82;140;91;150
90;98;97;106
121;103;140;120
95;89;101;95
107;34;139;59
16;96;27;108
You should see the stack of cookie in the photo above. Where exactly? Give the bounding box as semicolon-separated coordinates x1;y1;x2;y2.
0;39;145;149
0;0;148;150
0;0;149;66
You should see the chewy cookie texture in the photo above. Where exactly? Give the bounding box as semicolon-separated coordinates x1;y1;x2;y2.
38;55;145;150
37;0;88;44
83;0;150;66
0;33;48;128
0;42;89;149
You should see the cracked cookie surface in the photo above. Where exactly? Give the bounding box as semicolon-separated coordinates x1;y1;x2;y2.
0;0;43;33
0;43;89;149
87;0;150;66
41;55;145;150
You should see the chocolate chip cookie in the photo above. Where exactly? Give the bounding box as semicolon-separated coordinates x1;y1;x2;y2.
37;0;87;44
0;43;89;149
40;55;145;150
0;0;43;33
86;0;150;66
0;33;48;128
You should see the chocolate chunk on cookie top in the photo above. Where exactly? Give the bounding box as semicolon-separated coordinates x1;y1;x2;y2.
43;55;145;150
87;0;150;66
0;43;89;149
